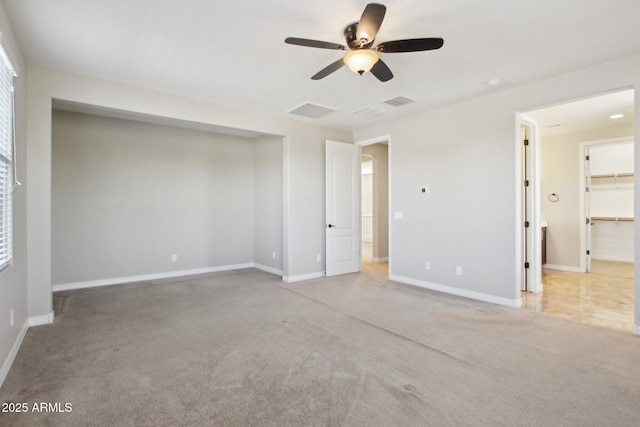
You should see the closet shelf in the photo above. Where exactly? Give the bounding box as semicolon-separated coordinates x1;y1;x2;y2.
590;172;634;179
590;216;634;222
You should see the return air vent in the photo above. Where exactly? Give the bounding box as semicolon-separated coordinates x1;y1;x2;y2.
287;102;336;119
353;106;384;117
384;96;414;107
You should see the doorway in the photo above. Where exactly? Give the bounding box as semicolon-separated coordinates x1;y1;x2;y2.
359;140;389;277
520;89;635;332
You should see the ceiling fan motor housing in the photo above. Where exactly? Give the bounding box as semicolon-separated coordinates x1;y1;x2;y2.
344;23;374;49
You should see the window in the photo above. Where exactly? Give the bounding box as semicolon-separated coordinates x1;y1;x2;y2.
0;44;17;271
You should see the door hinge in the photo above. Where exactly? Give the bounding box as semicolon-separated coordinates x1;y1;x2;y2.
586;155;590;161
586;217;590;225
524;262;530;269
586;250;591;255
524;180;530;187
524;221;530;228
524;139;529;146
586;186;590;193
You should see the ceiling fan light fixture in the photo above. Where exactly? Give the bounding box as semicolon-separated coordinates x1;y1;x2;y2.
343;49;379;75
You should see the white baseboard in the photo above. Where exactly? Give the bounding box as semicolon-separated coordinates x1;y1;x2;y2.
592;255;634;263
373;257;389;262
282;272;325;283
0;320;29;388
253;263;283;276
543;264;583;273
633;324;640;336
28;311;55;326
390;274;522;308
52;263;255;292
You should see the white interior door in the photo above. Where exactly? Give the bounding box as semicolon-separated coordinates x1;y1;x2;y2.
326;140;360;276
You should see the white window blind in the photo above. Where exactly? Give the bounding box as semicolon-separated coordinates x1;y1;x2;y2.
0;44;16;271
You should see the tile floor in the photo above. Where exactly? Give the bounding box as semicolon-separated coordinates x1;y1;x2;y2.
522;260;635;332
362;245;635;333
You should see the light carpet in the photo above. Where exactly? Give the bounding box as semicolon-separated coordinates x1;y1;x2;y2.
1;267;639;426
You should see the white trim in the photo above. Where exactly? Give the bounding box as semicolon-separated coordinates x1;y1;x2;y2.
517;114;542;293
355;134;391;147
0;33;19;76
390;274;523;308
373;257;389;262
254;263;283;276
633;324;640;336
52;263;254;292
543;264;583;273
592;255;635;263
28;310;55;326
282;271;325;283
355;134;392;278
0;320;28;388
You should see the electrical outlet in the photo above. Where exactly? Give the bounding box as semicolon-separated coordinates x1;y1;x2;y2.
272;251;276;259
316;253;322;262
456;266;463;276
10;308;14;327
425;261;431;270
171;254;178;262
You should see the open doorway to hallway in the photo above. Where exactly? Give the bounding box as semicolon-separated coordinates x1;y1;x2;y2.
360;142;389;278
521;89;635;332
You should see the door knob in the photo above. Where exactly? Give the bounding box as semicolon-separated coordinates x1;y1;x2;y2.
327;224;336;228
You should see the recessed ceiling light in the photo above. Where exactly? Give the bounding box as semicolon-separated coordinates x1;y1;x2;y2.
609;114;624;119
487;78;501;88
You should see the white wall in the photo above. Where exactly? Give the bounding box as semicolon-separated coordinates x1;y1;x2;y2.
0;2;28;386
26;67;352;321
541;125;633;269
52;110;256;285
355;53;640;318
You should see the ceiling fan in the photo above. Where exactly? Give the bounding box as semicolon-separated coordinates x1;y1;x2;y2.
285;3;444;82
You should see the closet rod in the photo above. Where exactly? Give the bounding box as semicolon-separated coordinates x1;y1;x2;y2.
590;172;634;179
590;216;634;222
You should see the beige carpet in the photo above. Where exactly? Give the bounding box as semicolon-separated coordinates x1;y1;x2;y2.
1;267;639;426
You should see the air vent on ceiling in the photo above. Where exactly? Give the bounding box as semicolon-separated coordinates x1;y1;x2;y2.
353;106;384;117
384;96;414;107
287;102;336;119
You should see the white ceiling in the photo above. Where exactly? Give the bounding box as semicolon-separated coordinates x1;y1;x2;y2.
528;89;635;137
3;0;640;132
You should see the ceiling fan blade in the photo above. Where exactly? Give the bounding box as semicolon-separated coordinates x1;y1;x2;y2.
311;58;346;80
376;38;444;53
285;37;346;50
357;3;387;45
370;59;393;82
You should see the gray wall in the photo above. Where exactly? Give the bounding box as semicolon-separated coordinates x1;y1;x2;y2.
27;67;352;318
541;124;634;269
0;1;28;385
356;53;640;309
253;135;283;271
52;110;256;284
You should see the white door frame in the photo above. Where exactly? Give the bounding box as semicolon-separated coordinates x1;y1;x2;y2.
517;115;542;294
356;134;391;274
